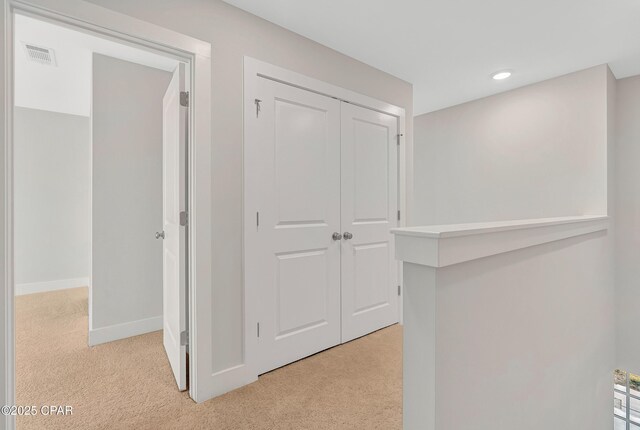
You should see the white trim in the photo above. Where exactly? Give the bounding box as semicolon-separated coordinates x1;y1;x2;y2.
187;52;213;403
88;44;93;335
246;57;404;117
15;277;89;296
243;56;407;381
3;5;16;430
391;215;608;238
3;2;214;427
392;215;609;268
11;0;210;59
208;364;257;397
88;315;162;346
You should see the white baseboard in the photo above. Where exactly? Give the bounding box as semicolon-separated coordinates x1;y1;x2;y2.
15;277;90;296
192;364;258;403
88;315;162;346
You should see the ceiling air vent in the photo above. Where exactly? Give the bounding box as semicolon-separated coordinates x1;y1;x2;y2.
22;43;57;66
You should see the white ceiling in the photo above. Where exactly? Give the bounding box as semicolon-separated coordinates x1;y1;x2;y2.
15;14;179;117
223;0;640;114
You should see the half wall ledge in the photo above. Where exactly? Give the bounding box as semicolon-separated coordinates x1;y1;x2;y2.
391;215;609;268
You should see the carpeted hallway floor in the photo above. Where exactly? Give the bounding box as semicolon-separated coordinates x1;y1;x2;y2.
16;287;402;430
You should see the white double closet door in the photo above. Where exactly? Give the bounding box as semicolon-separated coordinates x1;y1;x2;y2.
251;78;399;374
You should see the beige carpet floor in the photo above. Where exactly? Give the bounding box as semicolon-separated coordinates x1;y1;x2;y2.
16;287;402;430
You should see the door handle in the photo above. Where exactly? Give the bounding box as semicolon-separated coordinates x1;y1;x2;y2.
343;232;353;240
155;231;165;240
332;232;342;241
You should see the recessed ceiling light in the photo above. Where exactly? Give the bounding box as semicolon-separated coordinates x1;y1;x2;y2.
492;70;512;80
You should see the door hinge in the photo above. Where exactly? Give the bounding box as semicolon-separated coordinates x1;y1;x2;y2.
180;330;189;345
180;211;188;226
180;91;189;107
396;133;403;145
256;211;260;227
257;322;260;338
398;285;401;296
397;210;401;221
255;98;262;118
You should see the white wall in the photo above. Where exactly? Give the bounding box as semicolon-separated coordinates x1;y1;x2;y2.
14;107;90;293
434;232;614;429
85;0;414;372
412;65;616;428
615;74;640;374
413;65;611;225
90;54;171;344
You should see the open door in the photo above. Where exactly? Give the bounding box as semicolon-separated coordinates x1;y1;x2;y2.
162;63;188;391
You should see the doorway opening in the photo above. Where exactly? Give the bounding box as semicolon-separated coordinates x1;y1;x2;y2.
11;10;191;428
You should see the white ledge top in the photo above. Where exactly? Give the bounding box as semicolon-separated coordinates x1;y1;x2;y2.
391;215;608;239
392;215;609;268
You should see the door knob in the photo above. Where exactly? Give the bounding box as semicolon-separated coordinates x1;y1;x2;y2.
343;232;353;240
332;232;342;241
155;231;165;240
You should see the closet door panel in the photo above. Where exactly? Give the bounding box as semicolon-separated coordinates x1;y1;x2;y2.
252;79;342;374
341;103;399;342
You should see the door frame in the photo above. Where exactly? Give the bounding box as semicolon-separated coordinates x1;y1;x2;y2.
243;56;407;379
2;0;213;426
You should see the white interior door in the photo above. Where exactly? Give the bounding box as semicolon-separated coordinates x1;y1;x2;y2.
251;78;342;374
162;63;187;390
340;102;399;342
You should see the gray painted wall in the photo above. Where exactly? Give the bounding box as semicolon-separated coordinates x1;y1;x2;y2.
615;74;640;374
91;54;171;334
14;107;90;286
86;0;414;373
413;65;610;225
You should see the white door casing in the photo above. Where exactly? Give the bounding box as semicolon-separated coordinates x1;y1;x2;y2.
162;62;188;391
244;57;406;381
251;78;342;374
340;102;399;342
